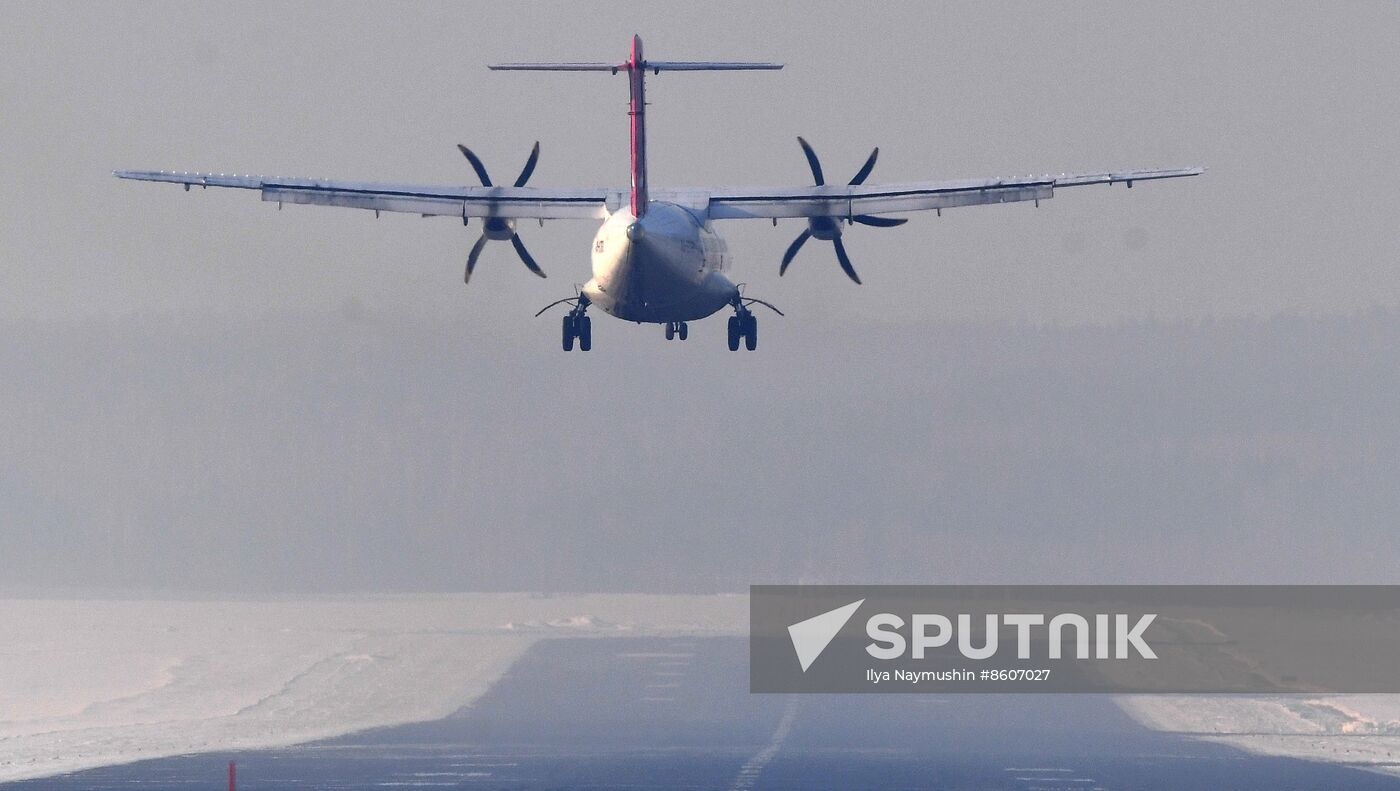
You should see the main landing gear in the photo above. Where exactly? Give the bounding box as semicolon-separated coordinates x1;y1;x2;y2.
727;309;757;351
664;321;689;341
535;293;594;351
560;296;592;352
726;294;783;352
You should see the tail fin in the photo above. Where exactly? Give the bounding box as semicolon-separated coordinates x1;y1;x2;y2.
491;36;781;218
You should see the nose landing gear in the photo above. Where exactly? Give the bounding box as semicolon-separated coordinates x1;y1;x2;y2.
664;321;689;341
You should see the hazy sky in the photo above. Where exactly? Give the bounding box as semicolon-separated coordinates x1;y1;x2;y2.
3;1;1398;327
3;3;1400;594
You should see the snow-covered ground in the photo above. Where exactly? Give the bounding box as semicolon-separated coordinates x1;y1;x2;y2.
1117;695;1400;778
0;594;746;783
1111;608;1400;778
6;595;1398;783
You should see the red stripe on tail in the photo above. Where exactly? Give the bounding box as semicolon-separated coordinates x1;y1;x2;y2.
628;35;647;218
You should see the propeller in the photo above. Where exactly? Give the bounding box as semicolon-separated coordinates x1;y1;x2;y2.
457;142;545;284
779;137;907;284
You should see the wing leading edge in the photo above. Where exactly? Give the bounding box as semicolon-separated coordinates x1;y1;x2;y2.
691;167;1203;220
112;170;617;220
114;165;1200;222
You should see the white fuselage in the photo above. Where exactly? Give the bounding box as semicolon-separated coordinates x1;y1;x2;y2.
583;202;738;323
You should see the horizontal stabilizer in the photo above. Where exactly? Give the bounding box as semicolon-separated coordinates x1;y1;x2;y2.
489;61;783;73
646;61;783;71
488;62;617;71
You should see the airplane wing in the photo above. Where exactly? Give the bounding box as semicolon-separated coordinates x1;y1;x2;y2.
686;167;1203;220
115;166;1200;222
112;171;617;220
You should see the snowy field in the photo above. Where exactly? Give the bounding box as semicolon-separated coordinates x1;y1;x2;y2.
4;595;1399;783
1107;608;1400;778
0;595;746;783
1118;694;1400;778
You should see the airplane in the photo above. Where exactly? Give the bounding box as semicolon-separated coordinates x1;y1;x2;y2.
116;35;1201;352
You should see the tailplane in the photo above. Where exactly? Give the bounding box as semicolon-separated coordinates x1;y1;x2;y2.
490;36;781;218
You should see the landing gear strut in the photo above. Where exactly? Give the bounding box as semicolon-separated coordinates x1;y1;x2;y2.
664;321;688;341
727;306;757;351
561;296;592;352
726;293;782;351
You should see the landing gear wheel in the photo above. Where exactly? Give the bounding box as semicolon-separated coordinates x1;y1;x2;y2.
578;316;592;351
665;322;675;341
678;322;688;341
562;315;575;352
727;316;741;351
742;314;757;351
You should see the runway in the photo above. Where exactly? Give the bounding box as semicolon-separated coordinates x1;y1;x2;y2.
8;636;1398;790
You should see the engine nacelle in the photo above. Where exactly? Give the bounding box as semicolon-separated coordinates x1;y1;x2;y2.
807;215;841;241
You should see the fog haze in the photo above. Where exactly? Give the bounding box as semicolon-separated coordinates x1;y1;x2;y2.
5;311;1397;592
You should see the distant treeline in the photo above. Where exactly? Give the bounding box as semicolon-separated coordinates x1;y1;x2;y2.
2;309;1398;593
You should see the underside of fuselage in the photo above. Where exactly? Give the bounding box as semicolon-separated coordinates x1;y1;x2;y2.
582;202;738;324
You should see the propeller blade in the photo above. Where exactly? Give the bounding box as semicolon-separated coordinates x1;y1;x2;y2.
779;229;812;276
852;214;908;228
796;136;825;186
456;144;493;187
510;234;546;278
465;234;489;284
848;147;879;186
514;141;540;188
832;237;862;285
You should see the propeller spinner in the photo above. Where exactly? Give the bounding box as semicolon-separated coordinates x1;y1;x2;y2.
457;142;546;284
779;137;907;284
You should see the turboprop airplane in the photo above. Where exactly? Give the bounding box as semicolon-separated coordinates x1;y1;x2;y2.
116;35;1201;352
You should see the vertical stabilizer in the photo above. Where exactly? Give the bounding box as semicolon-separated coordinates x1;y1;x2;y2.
490;39;782;219
626;35;648;217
